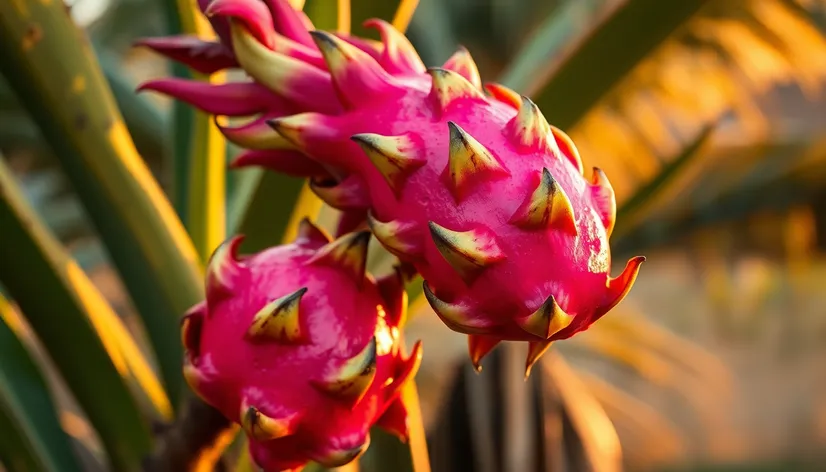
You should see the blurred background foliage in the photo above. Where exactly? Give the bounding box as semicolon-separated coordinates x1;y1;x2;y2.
1;0;826;470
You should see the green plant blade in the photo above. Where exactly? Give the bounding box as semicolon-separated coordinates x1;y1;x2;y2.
186;107;227;261
496;0;609;92
0;161;151;471
0;0;205;405
500;0;711;130
97;47;168;165
166;0;228;261
0;294;84;472
0;51;167;165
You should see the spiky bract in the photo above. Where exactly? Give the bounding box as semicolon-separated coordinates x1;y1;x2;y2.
183;220;421;471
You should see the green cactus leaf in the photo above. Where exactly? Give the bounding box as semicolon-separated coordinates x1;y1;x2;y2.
0;294;85;472
0;160;153;472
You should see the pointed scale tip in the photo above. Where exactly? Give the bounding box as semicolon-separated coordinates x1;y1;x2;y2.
516;294;574;340
551;125;585;175
445;121;509;201
206;0;275;49
507;95;555;154
509;168;577;235
182;358;208;402
309;30;402;109
308;231;371;288
312;337;378;405
427;67;484;114
397;340;424;389
266;112;332;150
483;82;521;109
382;339;424;402
422;281;491;335
428;221;505;286
240;403;297;441
600;256;646;315
363;18;425;75
181;305;205;355
590;166;616;237
247;287;308;343
229;22;335;112
206;235;247;302
468;334;500;373
295;217;332;247
312;436;371;468
216;116;296;151
351;133;425;198
525;340;553;379
367;212;422;260
443;46;481;88
309;174;372;211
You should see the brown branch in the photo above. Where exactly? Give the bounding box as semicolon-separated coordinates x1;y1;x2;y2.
142;393;238;472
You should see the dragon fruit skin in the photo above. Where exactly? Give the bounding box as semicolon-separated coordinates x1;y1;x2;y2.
142;0;645;375
182;219;422;471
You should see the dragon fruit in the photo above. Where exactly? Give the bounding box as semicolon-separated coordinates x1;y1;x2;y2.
140;0;644;375
181;219;422;471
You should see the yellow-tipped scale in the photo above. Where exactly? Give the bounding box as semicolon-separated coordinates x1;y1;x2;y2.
427;68;484;113
428;221;505;285
516;294;574;339
247;287;308;343
307;231;371;288
240;404;296;442
445;121;509;200
351;133;425;198
312;337;378;405
509;168;578;235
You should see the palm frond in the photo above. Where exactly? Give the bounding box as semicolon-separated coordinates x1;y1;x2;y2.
571;0;826;214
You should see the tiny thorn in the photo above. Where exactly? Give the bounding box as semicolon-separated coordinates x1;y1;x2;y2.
312;337;378;405
367;212;422;260
312;436;371;468
247;287;308;343
239;403;296;441
509;168;577;235
525;340;553;378
422;281;491;334
427;67;484;114
295;218;332;246
308;231;371;288
428;221;505;285
351;133;425;198
206;235;247;304
516;294;574;339
445;121;509;201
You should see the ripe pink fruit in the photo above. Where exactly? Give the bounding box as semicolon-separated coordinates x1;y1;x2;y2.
182;219;422;471
142;0;644;375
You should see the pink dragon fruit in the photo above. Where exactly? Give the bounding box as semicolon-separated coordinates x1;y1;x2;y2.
141;0;644;375
182;219;422;471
